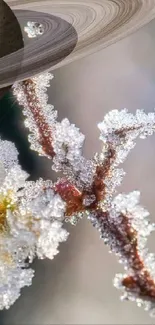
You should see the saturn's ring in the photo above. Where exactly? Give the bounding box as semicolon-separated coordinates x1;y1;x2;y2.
1;0;155;88
0;9;78;87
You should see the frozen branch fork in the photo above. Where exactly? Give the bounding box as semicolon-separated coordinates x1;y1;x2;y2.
0;72;154;314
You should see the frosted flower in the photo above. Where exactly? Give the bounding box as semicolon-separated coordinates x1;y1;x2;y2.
15;180;69;260
0;143;34;309
19;179;66;220
0;140;29;238
0;139;69;309
0;141;31;257
3;178;68;262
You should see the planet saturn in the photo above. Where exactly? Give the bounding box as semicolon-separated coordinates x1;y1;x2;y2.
1;0;155;88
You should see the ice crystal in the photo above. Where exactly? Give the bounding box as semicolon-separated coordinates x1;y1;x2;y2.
24;21;44;38
52;118;85;171
36;220;68;259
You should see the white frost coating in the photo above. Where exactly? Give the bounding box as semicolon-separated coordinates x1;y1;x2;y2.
0;141;68;309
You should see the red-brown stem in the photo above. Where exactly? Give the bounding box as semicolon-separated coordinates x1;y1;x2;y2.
92;147;115;203
96;209;155;300
54;144;116;215
22;79;55;158
54;180;84;216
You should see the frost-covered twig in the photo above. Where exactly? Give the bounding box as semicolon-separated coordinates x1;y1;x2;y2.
89;193;155;316
14;75;56;158
12;73;155;316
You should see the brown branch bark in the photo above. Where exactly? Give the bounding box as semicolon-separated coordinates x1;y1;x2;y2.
22;79;55;158
96;209;155;301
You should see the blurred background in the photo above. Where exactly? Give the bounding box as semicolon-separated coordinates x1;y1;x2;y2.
1;18;155;324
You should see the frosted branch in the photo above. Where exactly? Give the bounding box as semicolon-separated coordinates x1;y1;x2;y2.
12;72;155;316
89;192;155;315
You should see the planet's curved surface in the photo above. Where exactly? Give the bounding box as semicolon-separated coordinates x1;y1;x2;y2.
2;0;155;88
0;0;23;95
